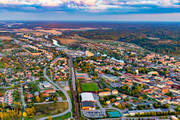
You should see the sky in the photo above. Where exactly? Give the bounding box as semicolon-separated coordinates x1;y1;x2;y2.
1;0;180;21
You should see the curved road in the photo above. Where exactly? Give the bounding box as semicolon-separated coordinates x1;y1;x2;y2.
38;66;72;120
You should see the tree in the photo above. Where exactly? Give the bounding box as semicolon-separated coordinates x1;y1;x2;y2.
18;111;22;118
162;103;169;108
36;95;41;103
12;84;15;89
111;98;116;102
126;103;131;108
176;106;180;112
53;97;58;103
138;96;143;101
48;116;52;120
23;112;27;118
26;107;35;117
117;104;122;109
125;97;129;101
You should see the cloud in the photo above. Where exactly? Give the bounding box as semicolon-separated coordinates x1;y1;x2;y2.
0;0;98;6
0;0;180;14
0;0;179;7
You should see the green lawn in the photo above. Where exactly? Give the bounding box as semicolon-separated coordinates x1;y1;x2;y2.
81;82;99;92
57;91;67;100
51;112;71;120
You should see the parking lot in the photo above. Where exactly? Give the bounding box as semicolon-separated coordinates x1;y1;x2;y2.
82;110;106;118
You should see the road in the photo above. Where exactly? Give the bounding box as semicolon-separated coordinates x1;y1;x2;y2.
34;99;66;105
20;84;26;110
68;56;80;120
39;66;72;120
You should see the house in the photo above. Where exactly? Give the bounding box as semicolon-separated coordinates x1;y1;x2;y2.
24;85;28;89
99;91;111;97
121;94;127;99
27;99;32;102
43;93;50;97
171;116;179;120
27;94;33;99
0;97;4;103
161;87;169;94
106;101;111;104
116;96;121;100
126;109;162;116
44;89;56;94
148;71;159;76
112;90;118;95
44;97;50;102
40;81;52;88
76;73;89;80
115;102;120;106
85;51;94;57
143;89;153;94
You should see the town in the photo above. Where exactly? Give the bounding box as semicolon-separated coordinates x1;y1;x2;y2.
0;26;179;120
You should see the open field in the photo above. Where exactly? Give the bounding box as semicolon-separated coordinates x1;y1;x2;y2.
51;112;71;120
34;102;68;118
0;36;12;41
54;37;78;45
81;82;99;92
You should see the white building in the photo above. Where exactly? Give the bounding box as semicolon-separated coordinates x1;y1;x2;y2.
40;81;52;88
81;92;96;102
125;109;162;116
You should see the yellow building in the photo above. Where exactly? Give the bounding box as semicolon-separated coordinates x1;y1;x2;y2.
85;51;94;57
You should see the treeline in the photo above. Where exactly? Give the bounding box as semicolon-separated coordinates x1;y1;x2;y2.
134;111;180;117
65;23;180;56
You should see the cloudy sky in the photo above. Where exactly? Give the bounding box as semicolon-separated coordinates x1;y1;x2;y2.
1;0;180;21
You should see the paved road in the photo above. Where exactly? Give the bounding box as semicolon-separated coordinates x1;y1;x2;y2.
20;84;26;110
34;100;66;105
38;66;72;120
0;87;10;89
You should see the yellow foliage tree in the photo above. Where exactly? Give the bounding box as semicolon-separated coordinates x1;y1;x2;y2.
36;95;41;103
138;96;143;101
18;111;22;118
23;112;27;118
48;116;52;120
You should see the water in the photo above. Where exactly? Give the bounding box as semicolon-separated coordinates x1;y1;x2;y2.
52;39;60;47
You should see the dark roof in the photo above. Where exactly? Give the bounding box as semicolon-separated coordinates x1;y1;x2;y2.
82;101;95;107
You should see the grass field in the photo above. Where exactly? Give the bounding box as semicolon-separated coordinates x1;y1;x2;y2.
81;82;99;92
34;102;68;119
51;112;71;120
55;37;78;45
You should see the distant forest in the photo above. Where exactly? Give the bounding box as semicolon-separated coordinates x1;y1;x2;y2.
64;22;180;56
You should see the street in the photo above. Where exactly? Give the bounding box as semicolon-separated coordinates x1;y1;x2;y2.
39;61;72;120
